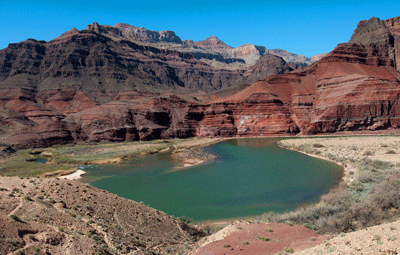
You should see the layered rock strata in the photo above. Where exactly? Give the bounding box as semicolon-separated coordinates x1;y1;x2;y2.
0;17;399;148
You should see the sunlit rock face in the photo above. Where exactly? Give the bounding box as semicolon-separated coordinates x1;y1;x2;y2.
1;17;400;148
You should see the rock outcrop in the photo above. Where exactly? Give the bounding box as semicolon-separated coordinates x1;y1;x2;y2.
192;35;233;54
185;37;317;67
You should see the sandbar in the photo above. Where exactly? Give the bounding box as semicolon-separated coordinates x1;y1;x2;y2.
58;169;86;180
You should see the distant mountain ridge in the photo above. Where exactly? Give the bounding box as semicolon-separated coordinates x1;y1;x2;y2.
78;22;321;68
0;16;399;149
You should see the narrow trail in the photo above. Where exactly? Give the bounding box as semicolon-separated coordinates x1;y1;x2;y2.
7;197;23;217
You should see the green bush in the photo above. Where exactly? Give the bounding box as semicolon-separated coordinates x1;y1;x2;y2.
10;214;20;221
284;247;294;253
222;243;231;248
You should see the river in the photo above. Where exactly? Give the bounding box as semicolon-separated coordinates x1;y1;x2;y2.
80;138;343;222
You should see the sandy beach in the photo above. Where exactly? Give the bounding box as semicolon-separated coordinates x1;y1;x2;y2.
279;135;400;185
58;169;86;180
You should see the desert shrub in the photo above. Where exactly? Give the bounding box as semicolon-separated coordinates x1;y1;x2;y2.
350;200;384;227
363;150;374;156
284;247;294;253
10;214;20;221
265;227;273;232
242;240;249;245
33;247;40;253
369;175;400;210
222;243;231;248
178;216;193;224
359;159;393;172
313;143;325;148
386;150;397;154
201;223;224;236
357;172;374;183
58;226;64;232
255;143;400;235
257;236;270;241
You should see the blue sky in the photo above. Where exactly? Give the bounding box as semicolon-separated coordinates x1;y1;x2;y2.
1;0;399;57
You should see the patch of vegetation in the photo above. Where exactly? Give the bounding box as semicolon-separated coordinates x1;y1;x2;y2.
257;142;400;235
284;247;294;253
242;240;249;245
362;150;374;156
178;216;193;224
201;223;225;236
265;227;273;232
222;243;231;248
58;226;64;232
7;237;22;247
257;236;270;241
10;214;20;221
0;138;222;177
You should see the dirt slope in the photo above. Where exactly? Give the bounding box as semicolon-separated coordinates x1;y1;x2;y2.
0;177;202;254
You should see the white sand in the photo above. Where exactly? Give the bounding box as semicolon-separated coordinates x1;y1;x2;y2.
58;170;86;180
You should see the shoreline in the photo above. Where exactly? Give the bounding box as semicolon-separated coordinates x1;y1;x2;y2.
278;135;400;186
58;169;86;180
277;144;355;185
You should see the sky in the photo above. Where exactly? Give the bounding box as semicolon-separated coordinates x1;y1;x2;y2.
1;0;399;57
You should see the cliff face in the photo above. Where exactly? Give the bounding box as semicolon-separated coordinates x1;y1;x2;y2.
186;38;316;67
0;17;400;148
0;30;244;94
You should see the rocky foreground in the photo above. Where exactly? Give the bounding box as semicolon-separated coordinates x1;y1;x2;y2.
0;177;202;255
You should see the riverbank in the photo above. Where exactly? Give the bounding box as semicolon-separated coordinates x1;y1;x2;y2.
0;137;226;177
193;135;400;254
278;135;400;185
58;169;86;180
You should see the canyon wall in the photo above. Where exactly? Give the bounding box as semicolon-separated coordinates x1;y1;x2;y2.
0;17;399;149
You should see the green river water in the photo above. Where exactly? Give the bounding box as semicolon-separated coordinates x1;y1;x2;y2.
81;138;343;222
